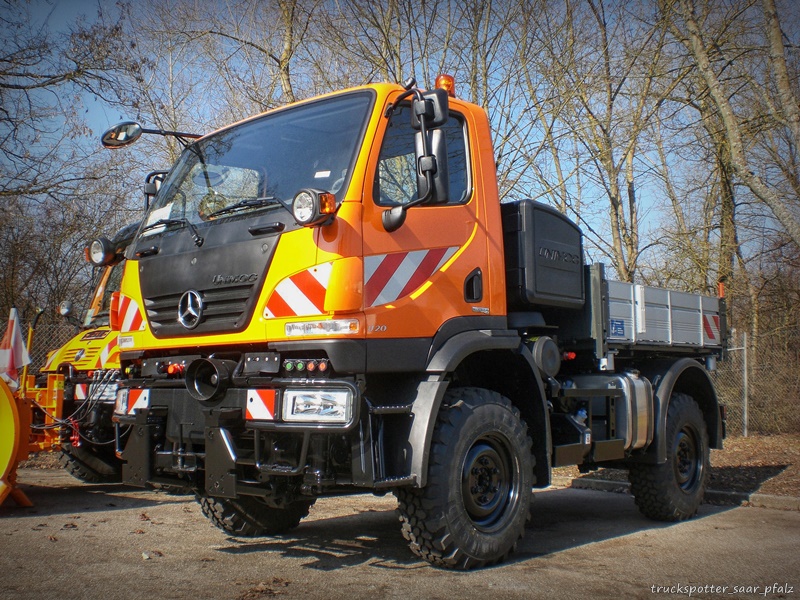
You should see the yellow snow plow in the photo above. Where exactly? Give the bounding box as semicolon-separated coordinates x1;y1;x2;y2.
0;223;136;506
0;377;28;506
0;308;66;506
0;370;66;506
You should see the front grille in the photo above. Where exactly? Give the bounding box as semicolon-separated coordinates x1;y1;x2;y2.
144;284;255;336
63;347;101;368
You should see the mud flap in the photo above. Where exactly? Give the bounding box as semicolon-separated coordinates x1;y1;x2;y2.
205;427;237;498
121;412;153;487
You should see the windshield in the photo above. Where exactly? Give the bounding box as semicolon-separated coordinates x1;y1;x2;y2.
139;91;374;237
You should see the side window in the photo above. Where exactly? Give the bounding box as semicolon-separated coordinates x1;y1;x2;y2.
374;106;470;206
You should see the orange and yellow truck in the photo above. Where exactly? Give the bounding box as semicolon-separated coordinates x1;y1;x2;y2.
38;224;138;482
104;76;726;569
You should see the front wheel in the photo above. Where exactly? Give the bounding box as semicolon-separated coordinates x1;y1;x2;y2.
197;495;315;537
395;387;533;569
629;393;709;521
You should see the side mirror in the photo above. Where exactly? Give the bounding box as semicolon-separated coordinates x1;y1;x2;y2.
101;121;143;148
411;89;449;130
144;170;168;210
59;300;73;317
382;83;451;232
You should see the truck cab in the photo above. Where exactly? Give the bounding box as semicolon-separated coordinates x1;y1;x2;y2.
107;76;725;569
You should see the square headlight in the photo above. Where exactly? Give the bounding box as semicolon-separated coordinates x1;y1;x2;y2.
282;388;353;424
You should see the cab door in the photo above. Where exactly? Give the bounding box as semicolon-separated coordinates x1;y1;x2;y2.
361;94;492;355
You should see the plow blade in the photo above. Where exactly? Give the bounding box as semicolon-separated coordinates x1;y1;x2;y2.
0;378;32;507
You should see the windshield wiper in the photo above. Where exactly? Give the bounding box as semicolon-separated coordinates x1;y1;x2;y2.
206;196;280;219
139;218;204;247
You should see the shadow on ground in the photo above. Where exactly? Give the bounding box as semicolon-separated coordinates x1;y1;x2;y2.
0;479;183;518
213;486;734;571
708;465;789;494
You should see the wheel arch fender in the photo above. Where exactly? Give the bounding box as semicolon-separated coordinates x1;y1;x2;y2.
637;357;723;464
408;329;551;488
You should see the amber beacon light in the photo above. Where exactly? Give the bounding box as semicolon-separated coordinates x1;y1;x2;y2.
435;74;456;97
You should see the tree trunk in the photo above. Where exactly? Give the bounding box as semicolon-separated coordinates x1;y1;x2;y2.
671;0;800;249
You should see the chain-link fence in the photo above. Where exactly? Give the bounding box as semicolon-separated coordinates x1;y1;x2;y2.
712;329;800;436
26;321;81;373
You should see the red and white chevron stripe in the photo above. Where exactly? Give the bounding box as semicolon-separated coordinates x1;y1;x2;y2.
94;336;119;369
118;295;144;332
127;389;149;415
263;248;458;319
364;247;458;307
703;314;721;344
263;263;333;318
246;389;276;421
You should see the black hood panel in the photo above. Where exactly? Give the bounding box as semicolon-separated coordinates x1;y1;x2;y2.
137;213;295;338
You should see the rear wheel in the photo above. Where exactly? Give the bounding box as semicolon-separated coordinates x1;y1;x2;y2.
629;393;709;521
59;442;122;484
197;495;315;537
395;387;533;569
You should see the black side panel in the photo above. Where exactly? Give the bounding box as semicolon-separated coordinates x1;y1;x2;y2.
428;315;508;362
365;317;509;373
502;199;584;310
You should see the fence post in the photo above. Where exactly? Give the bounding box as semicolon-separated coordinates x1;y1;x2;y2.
742;331;748;438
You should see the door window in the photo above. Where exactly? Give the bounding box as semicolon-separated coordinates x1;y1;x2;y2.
374;106;470;206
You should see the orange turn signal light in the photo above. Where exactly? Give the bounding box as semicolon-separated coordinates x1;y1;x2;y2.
319;192;336;214
109;292;120;331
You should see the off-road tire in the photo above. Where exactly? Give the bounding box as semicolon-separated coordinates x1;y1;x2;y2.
629;393;709;521
59;442;122;484
197;495;315;537
395;387;534;570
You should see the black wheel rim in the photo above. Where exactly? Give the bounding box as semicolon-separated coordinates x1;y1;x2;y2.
461;434;520;532
673;425;703;493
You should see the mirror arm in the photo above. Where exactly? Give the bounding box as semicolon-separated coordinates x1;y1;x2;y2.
384;87;423;118
140;128;202;148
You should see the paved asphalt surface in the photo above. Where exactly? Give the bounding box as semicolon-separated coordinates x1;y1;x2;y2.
1;469;798;600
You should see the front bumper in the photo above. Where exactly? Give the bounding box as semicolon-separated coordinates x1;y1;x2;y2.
114;379;362;496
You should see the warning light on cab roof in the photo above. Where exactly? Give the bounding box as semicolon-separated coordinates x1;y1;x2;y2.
435;74;456;98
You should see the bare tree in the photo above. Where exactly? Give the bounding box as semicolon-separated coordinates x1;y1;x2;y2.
662;0;800;249
0;2;145;324
510;1;691;281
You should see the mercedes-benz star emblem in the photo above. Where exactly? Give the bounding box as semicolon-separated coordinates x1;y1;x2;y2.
177;289;204;329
